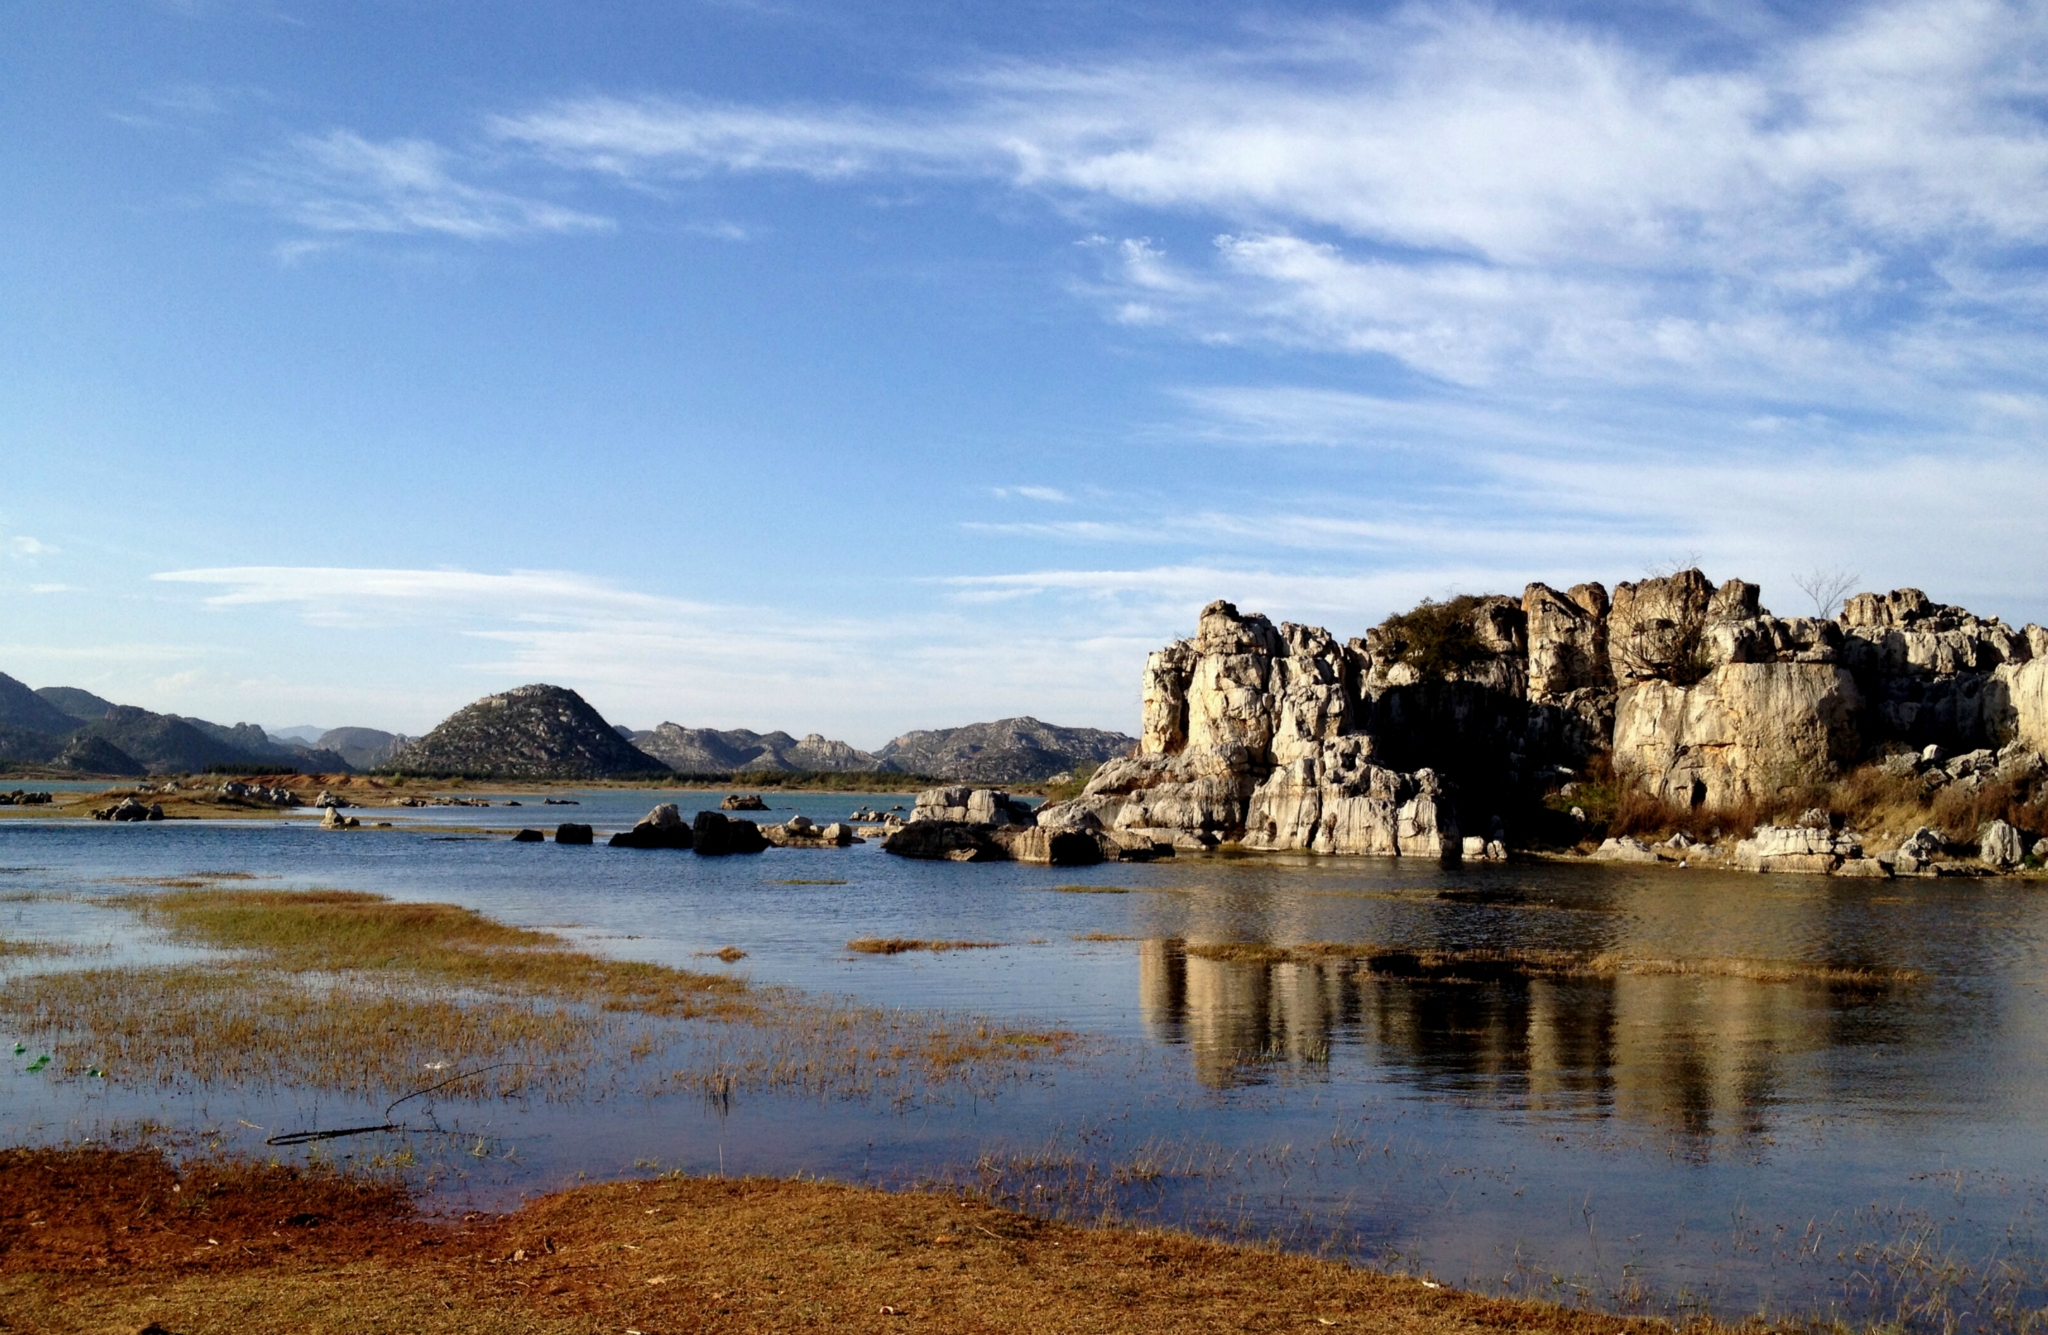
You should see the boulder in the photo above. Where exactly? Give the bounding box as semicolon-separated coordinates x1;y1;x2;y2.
511;828;545;843
1891;826;1946;874
554;822;594;845
1978;819;2026;870
1590;837;1659;863
991;826;1108;866
1734;824;1863;874
721;793;770;811
608;803;693;850
762;816;859;848
691;810;767;856
318;805;359;830
881;820;1005;862
908;786;1037;826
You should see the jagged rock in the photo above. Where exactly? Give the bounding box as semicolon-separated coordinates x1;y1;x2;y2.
1734;824;1863;874
909;786;1036;826
512;829;545;843
1612;663;1863;809
554;823;594;845
762;816;859;848
881;820;1005;861
1241;744;1460;858
634;724;879;774
720;794;770;811
692;810;766;856
1590;836;1659;863
312;790;353;809
318;806;359;830
2033;838;2048;862
1524;583;1610;699
1979;819;2026;870
1990;658;2048;756
1891;826;1945;874
609;803;693;850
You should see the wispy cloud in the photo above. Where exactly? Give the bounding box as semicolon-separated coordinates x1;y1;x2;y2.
483;1;2048;401
6;535;56;558
234;130;612;243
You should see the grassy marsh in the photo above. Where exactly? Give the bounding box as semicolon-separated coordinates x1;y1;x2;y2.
846;938;1005;955
0;885;1085;1106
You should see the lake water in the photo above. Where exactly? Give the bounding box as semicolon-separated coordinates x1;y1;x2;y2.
3;791;2045;1330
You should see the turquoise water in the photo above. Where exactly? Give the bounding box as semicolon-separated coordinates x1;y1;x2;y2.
2;798;2044;1330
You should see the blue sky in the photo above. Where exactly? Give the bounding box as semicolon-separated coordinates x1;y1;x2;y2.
3;0;2045;743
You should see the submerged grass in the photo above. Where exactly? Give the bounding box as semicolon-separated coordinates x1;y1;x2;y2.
847;938;1005;955
0;885;1084;1107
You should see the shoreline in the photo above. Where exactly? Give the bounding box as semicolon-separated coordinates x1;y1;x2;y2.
0;1144;1679;1335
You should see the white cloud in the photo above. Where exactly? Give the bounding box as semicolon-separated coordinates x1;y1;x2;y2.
7;535;56;558
236;130;612;242
486;1;2048;399
991;485;1072;502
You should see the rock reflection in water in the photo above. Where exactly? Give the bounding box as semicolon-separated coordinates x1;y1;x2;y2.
1139;938;1896;1140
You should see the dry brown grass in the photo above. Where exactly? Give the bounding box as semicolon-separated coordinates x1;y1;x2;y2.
0;1145;1684;1335
1073;932;1138;942
1044;884;1130;894
847;938;1004;955
0;938;79;958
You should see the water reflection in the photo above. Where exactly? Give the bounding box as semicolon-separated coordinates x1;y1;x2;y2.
1139;936;1913;1141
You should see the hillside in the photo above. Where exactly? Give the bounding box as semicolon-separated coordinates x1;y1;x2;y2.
35;685;116;722
317;727;412;770
875;717;1136;783
387;685;664;779
0;673;89;736
632;724;878;773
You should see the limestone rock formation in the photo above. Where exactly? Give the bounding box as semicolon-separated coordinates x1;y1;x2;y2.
390;685;665;780
762;816;859;848
1612;663;1864;809
1041;600;1463;860
908;786;1036;826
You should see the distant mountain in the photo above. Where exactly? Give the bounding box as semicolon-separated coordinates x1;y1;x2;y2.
317;727;412;771
268;725;329;745
633;724;878;774
0;673;89;736
35;686;117;723
874;717;1136;783
55;733;146;777
0;724;67;767
386;685;664;779
78;707;276;775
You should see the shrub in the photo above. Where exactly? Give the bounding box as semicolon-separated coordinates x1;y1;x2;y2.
1373;595;1489;676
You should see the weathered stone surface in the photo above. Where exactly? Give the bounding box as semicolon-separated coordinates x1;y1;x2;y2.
881;820;1004;861
1590;836;1659;863
990;826;1107;866
1989;658;2048;757
608;803;693;850
554;822;594;845
721;793;770;811
1734;824;1863;874
1240;743;1460;859
1979;819;2026;870
1524;582;1610;700
762;815;859;848
909;786;1037;826
318;805;358;830
1613;663;1863;808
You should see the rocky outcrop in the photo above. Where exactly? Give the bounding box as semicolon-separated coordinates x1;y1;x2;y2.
608;803;694;849
390;685;665;779
1990;658;2048;757
555;822;594;845
881;821;1007;862
909;787;1036;826
1733;824;1866;875
875;717;1136;783
720;793;770;811
1041;601;1463;860
762;816;858;848
1979;819;2026;870
691;810;767;856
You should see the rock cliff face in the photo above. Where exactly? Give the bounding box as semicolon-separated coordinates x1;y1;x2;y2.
389;685;665;779
1053;572;2044;856
1042;601;1461;859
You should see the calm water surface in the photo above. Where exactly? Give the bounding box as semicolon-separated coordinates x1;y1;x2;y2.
3;791;2045;1328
